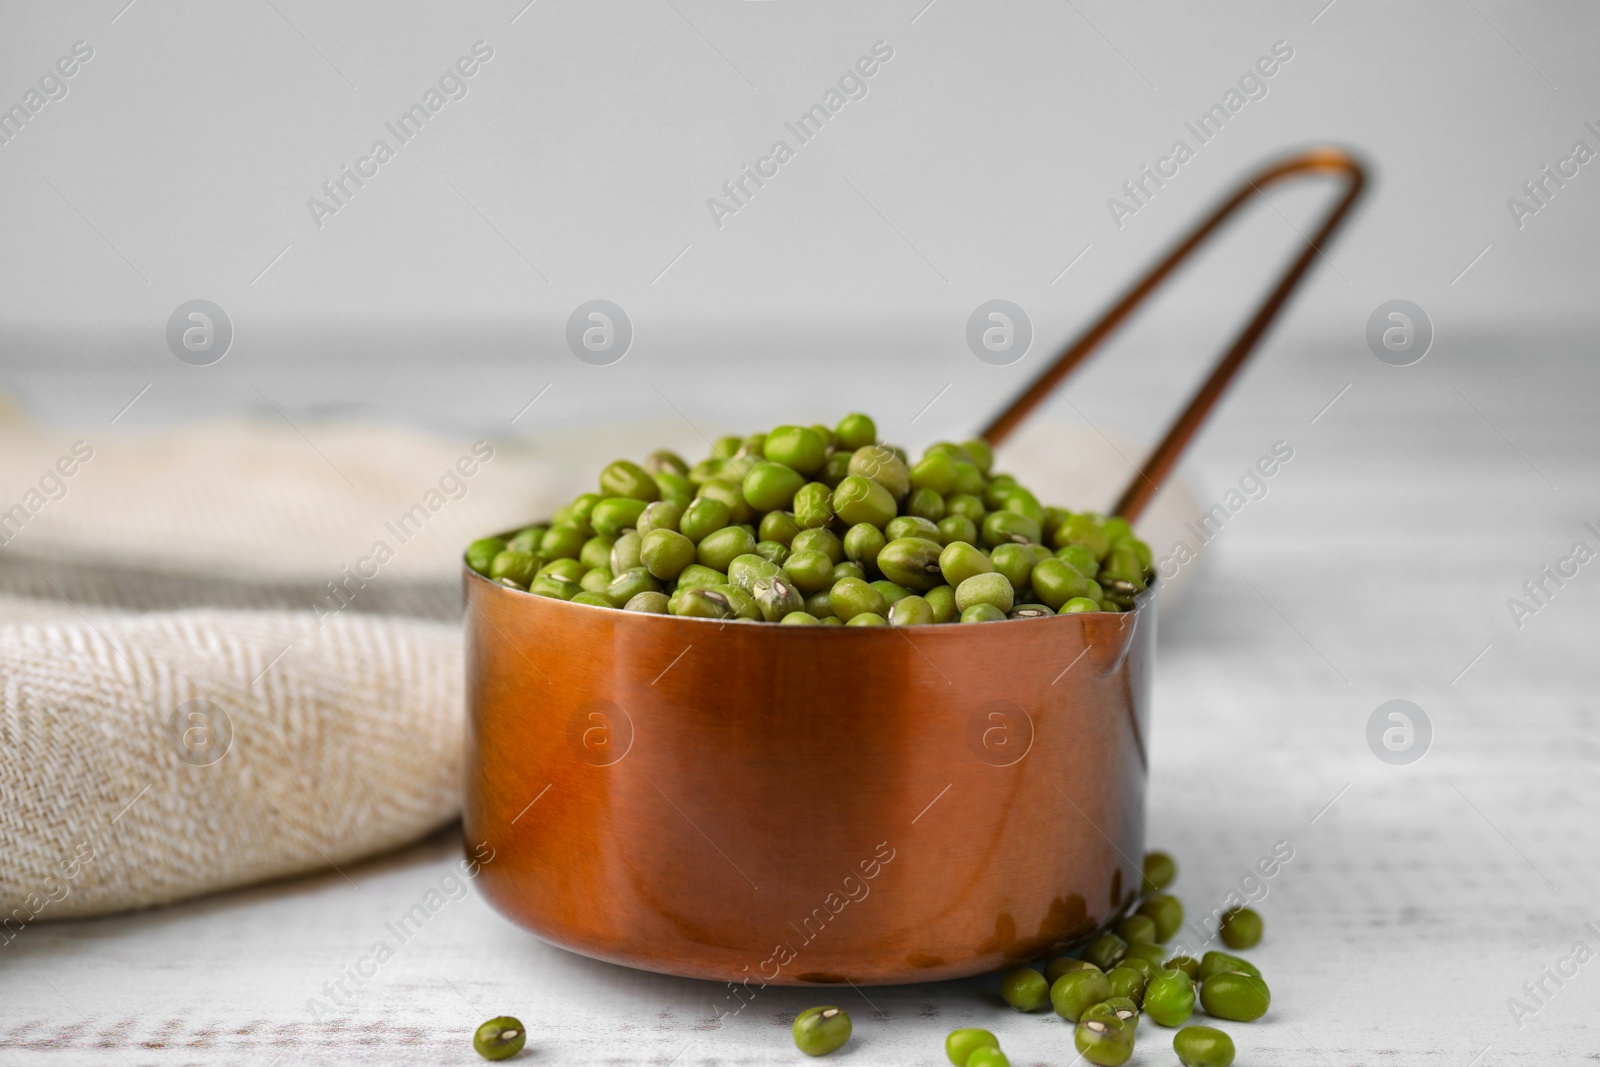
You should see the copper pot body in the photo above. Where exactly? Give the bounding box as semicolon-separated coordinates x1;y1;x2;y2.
463;570;1154;986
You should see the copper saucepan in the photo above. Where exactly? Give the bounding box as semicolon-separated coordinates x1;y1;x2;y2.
464;149;1367;985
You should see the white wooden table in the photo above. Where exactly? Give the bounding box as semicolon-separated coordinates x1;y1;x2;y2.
4;336;1598;1066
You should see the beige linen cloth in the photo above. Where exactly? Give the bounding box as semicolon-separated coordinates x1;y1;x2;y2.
0;400;1196;923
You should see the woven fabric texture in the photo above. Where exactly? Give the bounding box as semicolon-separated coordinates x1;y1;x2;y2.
0;610;460;920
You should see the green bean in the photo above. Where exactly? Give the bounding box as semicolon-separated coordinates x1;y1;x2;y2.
688;457;723;487
1003;488;1044;526
591;497;647;538
783;550;836;594
1056;514;1111;560
1082;933;1128;972
1055;544;1099;579
1074;1017;1134;1067
1143;968;1196;1027
906;487;946;521
697;526;757;572
697;478;755;524
924;584;957;623
679;497;731;543
943;493;983;525
885;515;941;541
641;530;695;580
791;1006;851;1057
1125;941;1168;968
644;449;688;477
675;563;726;588
1218;907;1263;950
1031;557;1093;609
1198;951;1260;981
910;451;958;495
1082;996;1140;1030
1137;894;1184;942
599;460;660;502
1116;914;1159;945
728;553;780;593
672;587;736;619
819;449;853;488
1142;850;1177;893
878;537;945;591
936;514;978;546
751;575;804;621
999;967;1051;1012
539;525;586;560
1164;955;1201;980
537;557;586;583
1199;973;1269;1022
610;531;643;573
791;526;844;564
793;482;834;529
1106;964;1149;1004
939;541;994;587
758;509;801;545
846;611;888;626
844;523;888;568
960;438;994;474
743;461;805;512
765;426;827;474
828;577;888;622
1103;541;1148;591
466;537;507;575
472;1016;526;1060
981;510;1040;548
1173;1025;1235;1067
870;579;910;605
955;573;1014;615
1044;957;1101;984
654;472;692;507
567;494;600;533
489;550;539;586
848;444;910;500
832;475;896;528
624;591;669;614
505;526;544;554
530;575;579;600
834;413;876;451
989;543;1036;591
944;1029;999;1067
831;561;866;584
1050;969;1111;1022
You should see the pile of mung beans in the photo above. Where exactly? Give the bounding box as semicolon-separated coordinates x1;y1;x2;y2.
470;850;1268;1063
782;850;1269;1065
465;414;1153;624
979;849;1268;1066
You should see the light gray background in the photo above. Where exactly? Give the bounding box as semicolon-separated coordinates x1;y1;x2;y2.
2;0;1597;442
3;2;1599;1065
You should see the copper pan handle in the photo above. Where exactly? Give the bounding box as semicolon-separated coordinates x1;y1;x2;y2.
978;147;1368;524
